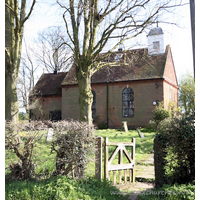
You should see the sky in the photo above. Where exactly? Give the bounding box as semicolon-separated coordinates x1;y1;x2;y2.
22;0;194;83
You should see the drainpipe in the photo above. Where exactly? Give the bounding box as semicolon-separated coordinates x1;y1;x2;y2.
106;82;109;128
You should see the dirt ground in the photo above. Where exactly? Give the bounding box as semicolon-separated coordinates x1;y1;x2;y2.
115;154;155;200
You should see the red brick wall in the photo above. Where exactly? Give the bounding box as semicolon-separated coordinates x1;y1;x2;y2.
30;96;62;120
62;79;164;129
163;48;178;86
62;86;80;120
163;47;179;109
107;80;164;128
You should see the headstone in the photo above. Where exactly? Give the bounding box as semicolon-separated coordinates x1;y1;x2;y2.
137;129;144;138
122;121;128;132
47;128;54;141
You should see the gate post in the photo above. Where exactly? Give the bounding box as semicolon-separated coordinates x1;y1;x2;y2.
104;137;109;180
95;136;103;179
132;137;136;186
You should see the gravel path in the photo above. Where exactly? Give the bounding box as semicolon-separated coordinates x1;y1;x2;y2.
115;154;155;200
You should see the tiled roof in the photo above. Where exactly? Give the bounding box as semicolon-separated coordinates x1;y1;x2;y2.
32;46;170;96
62;47;168;86
30;72;68;97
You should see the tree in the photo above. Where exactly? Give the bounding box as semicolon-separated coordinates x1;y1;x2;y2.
17;42;38;114
5;0;36;123
56;0;186;124
178;73;195;117
34;26;72;73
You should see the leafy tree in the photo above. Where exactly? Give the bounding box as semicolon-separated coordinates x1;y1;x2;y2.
5;0;36;123
178;73;195;117
57;0;186;124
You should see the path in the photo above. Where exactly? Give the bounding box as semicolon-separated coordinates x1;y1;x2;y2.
115;154;155;200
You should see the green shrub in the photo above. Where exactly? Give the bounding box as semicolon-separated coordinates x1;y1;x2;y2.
153;109;170;122
155;115;195;185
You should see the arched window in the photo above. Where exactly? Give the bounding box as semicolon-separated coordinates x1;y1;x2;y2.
122;88;134;117
92;90;96;118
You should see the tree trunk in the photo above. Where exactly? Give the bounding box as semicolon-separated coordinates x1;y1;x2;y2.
5;0;23;123
77;70;93;125
5;67;19;123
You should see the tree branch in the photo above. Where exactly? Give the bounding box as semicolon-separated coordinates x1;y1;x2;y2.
20;0;36;28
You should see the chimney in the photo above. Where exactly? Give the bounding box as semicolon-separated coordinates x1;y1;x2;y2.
118;47;123;52
118;44;124;52
54;65;58;75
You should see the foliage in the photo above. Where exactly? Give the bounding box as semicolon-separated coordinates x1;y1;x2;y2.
154;115;195;185
149;101;181;131
178;73;195;117
19;112;29;121
49;120;96;177
5;175;129;200
153;109;170;124
150;102;170;130
5;120;47;180
137;182;195;200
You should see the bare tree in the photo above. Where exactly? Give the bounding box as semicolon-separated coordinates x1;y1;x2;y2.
17;42;38;114
5;0;36;123
34;26;72;73
56;0;186;124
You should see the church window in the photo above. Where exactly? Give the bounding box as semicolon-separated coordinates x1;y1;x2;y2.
122;88;134;117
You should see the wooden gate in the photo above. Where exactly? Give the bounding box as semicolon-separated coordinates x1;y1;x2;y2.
95;137;135;186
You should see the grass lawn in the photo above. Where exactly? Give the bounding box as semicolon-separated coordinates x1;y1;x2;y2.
5;127;155;200
5;128;155;178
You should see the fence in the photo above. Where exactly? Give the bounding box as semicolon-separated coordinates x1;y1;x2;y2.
95;136;135;185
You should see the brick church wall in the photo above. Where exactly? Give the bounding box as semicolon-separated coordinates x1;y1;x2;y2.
62;79;165;129
30;96;62;120
107;80;163;128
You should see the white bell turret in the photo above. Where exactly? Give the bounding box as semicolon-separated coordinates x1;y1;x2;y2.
147;26;164;55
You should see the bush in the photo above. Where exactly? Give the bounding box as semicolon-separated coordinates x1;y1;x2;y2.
154;115;195;185
153;109;170;129
49;120;96;178
5;120;47;180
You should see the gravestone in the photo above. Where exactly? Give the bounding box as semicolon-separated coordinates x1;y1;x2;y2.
47;128;54;141
122;121;128;132
137;129;144;138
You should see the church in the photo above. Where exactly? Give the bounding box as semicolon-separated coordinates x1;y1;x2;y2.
29;27;178;129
